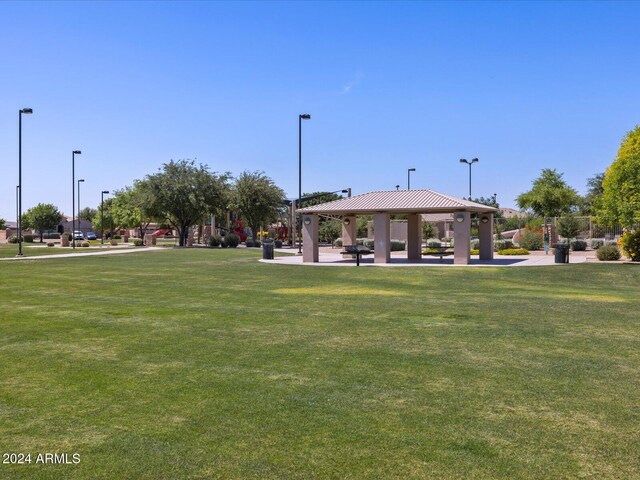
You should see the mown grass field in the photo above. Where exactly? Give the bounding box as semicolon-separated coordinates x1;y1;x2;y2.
0;248;639;479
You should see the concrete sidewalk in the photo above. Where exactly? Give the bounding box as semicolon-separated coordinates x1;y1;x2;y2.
1;246;167;261
263;250;587;267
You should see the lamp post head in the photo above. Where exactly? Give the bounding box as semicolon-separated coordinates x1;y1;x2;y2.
408;168;416;172
78;179;85;183
471;158;479;164
20;108;33;114
73;150;81;155
102;190;109;194
395;185;400;190
460;158;467;164
300;114;311;120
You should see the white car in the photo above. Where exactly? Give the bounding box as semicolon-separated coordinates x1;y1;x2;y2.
73;231;84;240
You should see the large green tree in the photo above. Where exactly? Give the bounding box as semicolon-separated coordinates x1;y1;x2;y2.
599;126;640;227
93;198;115;237
78;207;97;222
22;203;63;242
581;173;605;216
142;160;230;246
233;171;285;239
111;184;160;238
0;218;5;230
516;169;581;219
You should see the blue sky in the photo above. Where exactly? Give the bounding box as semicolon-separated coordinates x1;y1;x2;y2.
1;1;639;220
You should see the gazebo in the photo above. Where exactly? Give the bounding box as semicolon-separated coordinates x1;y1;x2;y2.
297;190;498;265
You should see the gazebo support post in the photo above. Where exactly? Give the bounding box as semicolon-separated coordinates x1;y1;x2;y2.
302;214;319;263
453;211;471;265
341;215;357;258
407;213;422;260
373;213;391;263
478;213;494;260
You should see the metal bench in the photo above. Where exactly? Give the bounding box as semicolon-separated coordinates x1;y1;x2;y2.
340;245;372;266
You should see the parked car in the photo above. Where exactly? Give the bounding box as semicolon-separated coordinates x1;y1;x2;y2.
73;231;84;240
86;232;97;240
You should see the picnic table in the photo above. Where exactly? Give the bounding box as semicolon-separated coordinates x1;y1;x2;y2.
340;245;372;266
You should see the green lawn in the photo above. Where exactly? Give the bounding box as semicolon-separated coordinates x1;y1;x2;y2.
0;249;639;479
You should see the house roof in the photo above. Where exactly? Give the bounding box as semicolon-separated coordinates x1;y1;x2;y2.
298;189;498;215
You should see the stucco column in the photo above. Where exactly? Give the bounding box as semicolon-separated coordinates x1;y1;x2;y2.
302;214;319;263
374;213;391;263
407;213;421;260
478;213;494;260
453;211;471;265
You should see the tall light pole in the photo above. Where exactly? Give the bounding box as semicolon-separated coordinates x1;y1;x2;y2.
407;168;416;190
298;113;311;254
17;107;33;256
459;158;478;200
101;190;109;245
72;150;82;249
77;179;85;233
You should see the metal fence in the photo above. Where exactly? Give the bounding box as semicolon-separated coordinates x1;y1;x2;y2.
494;216;638;240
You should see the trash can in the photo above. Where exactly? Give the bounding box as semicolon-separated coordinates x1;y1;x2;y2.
554;243;569;264
262;241;274;260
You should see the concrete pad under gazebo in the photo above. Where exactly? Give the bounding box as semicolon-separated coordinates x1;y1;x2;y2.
297;189;498;265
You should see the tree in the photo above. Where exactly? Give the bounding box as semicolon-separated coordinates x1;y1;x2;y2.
599;126;640;227
581;173;605;216
111;183;160;238
93;198;115;237
22;203;63;242
233;171;285;239
78;207;97;222
558;214;581;260
142;160;230;246
517;169;581;218
0;218;5;230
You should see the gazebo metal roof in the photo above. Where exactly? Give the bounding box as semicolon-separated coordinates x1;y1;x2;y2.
297;189;497;215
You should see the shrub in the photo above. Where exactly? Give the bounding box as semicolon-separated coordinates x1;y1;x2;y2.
224;233;240;248
208;235;222;247
109;239;118;246
390;240;405;251
7;235;18;244
113;234;122;240
356;238;367;246
426;238;441;247
46;242;55;247
23;234;34;243
498;248;530;255
245;237;255;247
571;240;587;251
131;238;144;246
81;241;90;248
274;240;283;248
596;244;621;261
493;239;513;251
441;237;452;243
254;240;262;248
518;226;543;250
470;249;479;255
591;239;604;250
620;230;640;261
363;239;375;249
43;233;61;239
470;240;480;250
333;238;343;248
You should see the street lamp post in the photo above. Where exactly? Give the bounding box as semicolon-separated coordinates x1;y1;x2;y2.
72;150;82;249
77;179;85;233
407;168;416;190
298;113;311;254
17;107;33;256
101;190;109;245
459;158;479;200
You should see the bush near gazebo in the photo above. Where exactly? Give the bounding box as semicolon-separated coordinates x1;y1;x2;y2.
620;230;640;261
